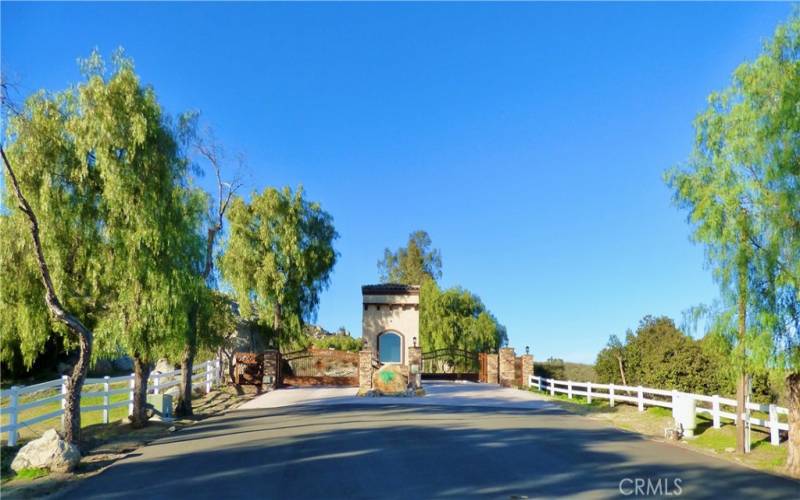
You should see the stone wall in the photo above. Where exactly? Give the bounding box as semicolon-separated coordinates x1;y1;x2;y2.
521;354;533;387
359;350;374;390
407;346;422;389
499;347;516;388
263;349;279;387
486;353;499;384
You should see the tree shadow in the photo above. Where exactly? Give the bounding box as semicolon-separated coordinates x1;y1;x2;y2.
62;404;799;500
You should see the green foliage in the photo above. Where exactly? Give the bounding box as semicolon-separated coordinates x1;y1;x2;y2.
595;316;735;395
378;230;442;285
195;291;238;360
419;280;507;353
1;50;207;370
665;11;800;376
311;334;362;353
219;186;338;348
1;86;105;367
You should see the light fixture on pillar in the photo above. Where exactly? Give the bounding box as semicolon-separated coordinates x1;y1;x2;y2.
525;346;530;356
413;336;417;348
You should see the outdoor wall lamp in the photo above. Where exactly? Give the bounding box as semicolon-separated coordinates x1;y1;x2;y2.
413;336;417;347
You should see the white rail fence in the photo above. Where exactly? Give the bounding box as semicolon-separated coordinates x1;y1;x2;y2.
529;375;789;446
1;359;221;446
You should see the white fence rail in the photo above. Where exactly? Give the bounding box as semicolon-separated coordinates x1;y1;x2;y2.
1;359;221;446
529;375;789;446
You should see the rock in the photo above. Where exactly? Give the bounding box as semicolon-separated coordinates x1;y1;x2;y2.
154;358;175;374
11;429;81;473
371;365;408;395
112;356;134;372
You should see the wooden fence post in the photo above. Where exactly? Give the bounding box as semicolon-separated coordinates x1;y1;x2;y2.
712;395;721;429
769;404;780;446
567;381;573;399
587;382;592;404
637;386;644;412
205;361;212;394
60;375;68;432
549;379;554;396
154;373;160;395
103;376;110;424
609;383;615;407
8;386;19;447
538;377;543;392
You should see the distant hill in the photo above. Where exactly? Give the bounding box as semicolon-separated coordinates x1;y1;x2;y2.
534;358;596;382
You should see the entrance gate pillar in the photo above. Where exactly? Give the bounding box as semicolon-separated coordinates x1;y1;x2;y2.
499;347;516;387
359;349;374;390
407;345;422;389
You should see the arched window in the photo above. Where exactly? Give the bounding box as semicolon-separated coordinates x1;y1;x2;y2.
378;331;402;363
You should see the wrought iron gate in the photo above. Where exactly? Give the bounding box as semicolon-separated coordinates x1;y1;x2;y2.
421;348;480;382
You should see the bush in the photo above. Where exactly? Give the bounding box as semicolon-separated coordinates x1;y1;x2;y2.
312;335;362;352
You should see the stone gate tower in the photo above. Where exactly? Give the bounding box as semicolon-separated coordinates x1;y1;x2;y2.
361;284;420;366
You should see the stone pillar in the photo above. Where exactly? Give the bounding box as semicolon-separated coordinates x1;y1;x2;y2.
359;350;374;390
407;346;422;389
486;353;499;384
521;354;533;387
499;347;516;388
262;349;279;387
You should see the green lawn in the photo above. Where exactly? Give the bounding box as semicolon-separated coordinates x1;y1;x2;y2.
528;385;790;476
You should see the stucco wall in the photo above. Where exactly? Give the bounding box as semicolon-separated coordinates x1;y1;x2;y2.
362;294;419;366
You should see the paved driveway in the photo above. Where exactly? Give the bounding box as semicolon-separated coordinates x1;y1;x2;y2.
64;382;799;499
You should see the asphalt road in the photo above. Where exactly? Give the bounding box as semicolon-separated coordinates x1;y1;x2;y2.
64;384;799;499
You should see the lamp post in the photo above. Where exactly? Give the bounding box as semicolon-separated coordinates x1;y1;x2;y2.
412;336;417;348
525;346;530;356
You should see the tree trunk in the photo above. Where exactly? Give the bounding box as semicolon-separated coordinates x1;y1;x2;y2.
63;333;92;444
736;373;748;453
736;246;748;454
2;147;93;445
273;303;282;351
786;372;800;477
175;304;199;418
174;343;195;417
130;355;151;428
616;355;628;387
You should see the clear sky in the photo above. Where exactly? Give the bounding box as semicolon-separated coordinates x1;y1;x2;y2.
2;2;794;363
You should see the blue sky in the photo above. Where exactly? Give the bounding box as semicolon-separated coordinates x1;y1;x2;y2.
2;2;794;363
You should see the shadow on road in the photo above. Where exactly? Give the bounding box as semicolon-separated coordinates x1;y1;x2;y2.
64;404;799;499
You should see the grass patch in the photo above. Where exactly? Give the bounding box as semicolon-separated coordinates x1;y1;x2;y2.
527;385;791;476
12;468;48;481
1;381;132;445
646;406;672;418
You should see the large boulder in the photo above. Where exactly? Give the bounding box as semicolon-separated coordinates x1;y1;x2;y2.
11;429;81;473
371;365;408;395
154;358;175;374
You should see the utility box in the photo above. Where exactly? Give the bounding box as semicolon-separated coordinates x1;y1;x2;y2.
147;393;173;420
672;394;697;438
